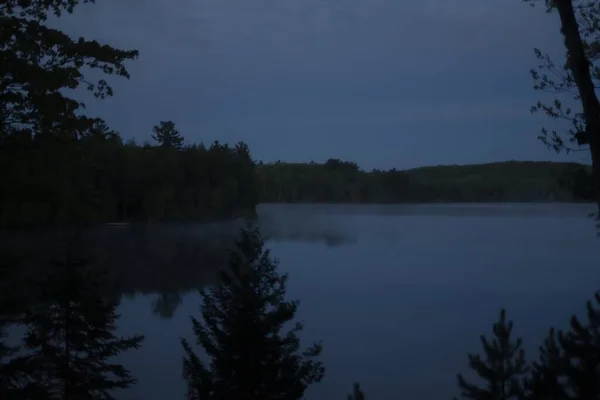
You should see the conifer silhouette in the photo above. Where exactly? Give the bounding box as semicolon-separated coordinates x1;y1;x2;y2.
347;382;366;400
526;291;600;399
181;226;324;400
454;309;528;400
20;240;144;400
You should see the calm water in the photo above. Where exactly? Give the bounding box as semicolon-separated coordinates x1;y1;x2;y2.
7;203;598;399
109;203;600;400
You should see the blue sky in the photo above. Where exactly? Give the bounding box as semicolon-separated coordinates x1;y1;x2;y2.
56;0;589;169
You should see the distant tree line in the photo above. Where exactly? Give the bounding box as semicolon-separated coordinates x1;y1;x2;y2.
0;120;258;229
257;159;593;204
6;133;595;229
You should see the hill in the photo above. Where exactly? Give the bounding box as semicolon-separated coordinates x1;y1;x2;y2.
256;160;591;203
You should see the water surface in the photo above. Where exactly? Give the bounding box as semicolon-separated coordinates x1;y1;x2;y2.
115;203;600;400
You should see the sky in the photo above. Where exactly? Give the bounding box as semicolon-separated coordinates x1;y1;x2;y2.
54;0;590;170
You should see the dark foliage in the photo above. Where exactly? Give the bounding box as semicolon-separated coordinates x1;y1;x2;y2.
0;0;257;229
0;128;258;228
257;160;585;203
454;309;528;400
525;329;569;400
523;0;600;209
347;382;366;400
17;237;144;400
526;291;600;399
181;226;324;400
460;292;600;400
557;164;596;201
152;120;184;149
0;0;138;137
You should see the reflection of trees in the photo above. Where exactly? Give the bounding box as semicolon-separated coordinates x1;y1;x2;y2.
1;222;315;323
0;251;24;399
4;235;145;399
152;292;183;319
0;224;239;321
256;216;356;247
266;231;356;248
96;223;236;297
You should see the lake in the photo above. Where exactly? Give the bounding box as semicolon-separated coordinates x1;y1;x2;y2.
5;203;600;399
107;203;600;400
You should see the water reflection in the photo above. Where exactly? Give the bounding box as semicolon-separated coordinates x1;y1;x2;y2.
151;292;184;320
257;207;357;247
0;233;144;398
1;204;598;399
0;216;355;322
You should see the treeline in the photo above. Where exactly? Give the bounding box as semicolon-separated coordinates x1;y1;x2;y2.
1;0;257;230
256;159;592;203
4;137;590;229
0;121;258;229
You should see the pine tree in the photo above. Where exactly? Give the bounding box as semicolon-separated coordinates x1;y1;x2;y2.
525;328;568;400
558;292;600;398
527;292;600;400
181;226;325;400
347;382;366;400
151;121;184;149
20;244;144;400
454;309;528;400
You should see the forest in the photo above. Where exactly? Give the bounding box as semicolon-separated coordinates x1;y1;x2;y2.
0;121;258;229
0;128;592;230
257;159;593;204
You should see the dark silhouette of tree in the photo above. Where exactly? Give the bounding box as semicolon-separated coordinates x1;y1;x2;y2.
0;0;138;137
151;121;184;149
152;292;182;320
556;292;600;397
454;309;528;400
0;130;258;228
525;328;569;400
19;239;144;400
523;0;600;211
347;382;366;400
0;250;30;399
181;226;325;400
526;291;600;399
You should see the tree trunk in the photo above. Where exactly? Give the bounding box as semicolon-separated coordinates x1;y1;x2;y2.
554;0;600;214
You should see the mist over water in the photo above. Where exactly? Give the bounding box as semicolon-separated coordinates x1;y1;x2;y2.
3;203;599;399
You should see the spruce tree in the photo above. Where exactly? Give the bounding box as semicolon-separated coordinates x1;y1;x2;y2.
558;292;600;398
347;382;366;400
151;121;184;149
525;328;568;400
181;226;325;400
527;291;600;400
20;243;144;400
454;309;528;400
